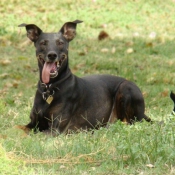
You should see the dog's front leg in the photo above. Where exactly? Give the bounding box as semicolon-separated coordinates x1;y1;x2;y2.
16;108;44;134
25;108;41;131
25;90;50;132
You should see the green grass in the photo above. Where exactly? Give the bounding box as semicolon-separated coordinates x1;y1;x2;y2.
1;0;175;174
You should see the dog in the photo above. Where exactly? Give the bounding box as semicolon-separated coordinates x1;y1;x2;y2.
18;20;151;135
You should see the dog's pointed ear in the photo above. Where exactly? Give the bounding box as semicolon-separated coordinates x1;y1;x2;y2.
18;23;42;42
59;20;83;41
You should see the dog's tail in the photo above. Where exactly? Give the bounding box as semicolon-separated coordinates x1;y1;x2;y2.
143;114;152;123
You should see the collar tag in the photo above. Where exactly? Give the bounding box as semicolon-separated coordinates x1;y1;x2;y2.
46;95;53;104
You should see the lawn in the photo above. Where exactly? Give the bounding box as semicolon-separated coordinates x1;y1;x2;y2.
1;0;175;174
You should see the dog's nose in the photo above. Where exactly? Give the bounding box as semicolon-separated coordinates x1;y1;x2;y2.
47;51;58;61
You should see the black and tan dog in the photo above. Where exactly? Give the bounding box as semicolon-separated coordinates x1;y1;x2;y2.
18;20;151;134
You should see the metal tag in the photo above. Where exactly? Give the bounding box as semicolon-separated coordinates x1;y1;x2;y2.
46;95;53;104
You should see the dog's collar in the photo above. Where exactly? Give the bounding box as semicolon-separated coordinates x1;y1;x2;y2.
40;83;56;104
38;70;72;104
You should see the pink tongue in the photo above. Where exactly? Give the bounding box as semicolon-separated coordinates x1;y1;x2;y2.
42;62;56;84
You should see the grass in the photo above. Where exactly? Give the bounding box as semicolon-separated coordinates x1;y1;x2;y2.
1;0;175;174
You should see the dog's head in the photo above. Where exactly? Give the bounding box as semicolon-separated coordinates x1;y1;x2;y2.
19;20;82;84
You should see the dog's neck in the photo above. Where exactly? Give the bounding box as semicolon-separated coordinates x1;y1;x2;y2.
38;67;72;101
39;68;72;89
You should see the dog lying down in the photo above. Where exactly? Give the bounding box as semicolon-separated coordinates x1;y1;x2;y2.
18;20;152;135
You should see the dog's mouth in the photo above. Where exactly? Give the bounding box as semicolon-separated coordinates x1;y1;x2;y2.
38;55;65;84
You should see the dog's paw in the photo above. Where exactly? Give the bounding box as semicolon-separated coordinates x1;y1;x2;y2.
14;125;31;135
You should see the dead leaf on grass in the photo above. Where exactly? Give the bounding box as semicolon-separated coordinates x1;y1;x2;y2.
0;134;7;139
133;32;140;37
146;164;155;168
99;23;107;28
167;60;174;66
101;48;109;53
125;41;134;47
24;64;32;69
13;81;20;88
72;63;86;73
78;52;86;56
149;32;157;39
78;47;88;56
18;40;32;49
126;48;134;54
60;165;66;169
142;91;148;98
161;89;169;97
91;167;96;171
0;73;9;79
0;59;11;66
98;31;109;40
146;42;153;48
111;47;116;54
14;125;30;136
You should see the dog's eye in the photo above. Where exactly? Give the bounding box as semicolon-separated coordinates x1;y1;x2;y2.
40;40;47;46
56;40;64;46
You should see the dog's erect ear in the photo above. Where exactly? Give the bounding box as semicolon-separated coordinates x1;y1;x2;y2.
18;23;42;42
59;20;83;41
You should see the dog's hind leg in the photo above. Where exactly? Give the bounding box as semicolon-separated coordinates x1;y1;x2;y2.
106;93;129;125
114;82;151;124
113;93;133;124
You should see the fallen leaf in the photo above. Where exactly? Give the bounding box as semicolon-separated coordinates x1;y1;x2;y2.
125;41;134;46
146;164;155;168
13;81;20;88
91;167;96;171
149;32;156;39
100;24;107;28
60;165;66;169
101;48;109;53
78;52;86;56
0;73;9;79
111;47;116;54
146;42;153;47
98;31;109;40
19;39;32;49
126;48;134;54
167;60;174;66
142;91;148;98
0;134;7;139
161;89;169;97
15;125;30;135
133;32;140;37
0;59;11;66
